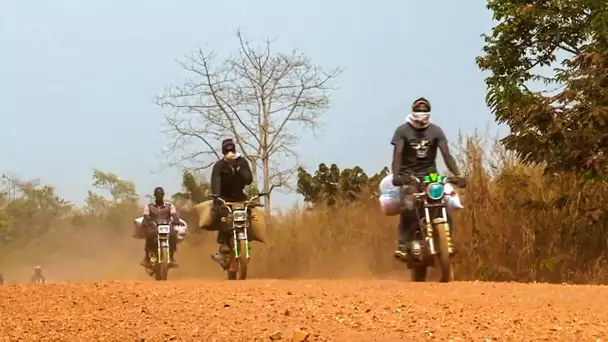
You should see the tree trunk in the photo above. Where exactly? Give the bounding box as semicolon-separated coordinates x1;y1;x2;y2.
262;156;270;211
261;103;270;213
249;157;259;191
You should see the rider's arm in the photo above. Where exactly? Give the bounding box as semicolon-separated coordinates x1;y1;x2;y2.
210;160;222;196
390;127;404;177
234;157;253;186
436;127;461;176
142;204;150;225
169;202;181;223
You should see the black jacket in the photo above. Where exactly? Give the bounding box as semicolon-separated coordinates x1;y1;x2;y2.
210;157;253;202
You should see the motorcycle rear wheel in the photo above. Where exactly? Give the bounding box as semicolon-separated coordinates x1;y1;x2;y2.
410;265;428;282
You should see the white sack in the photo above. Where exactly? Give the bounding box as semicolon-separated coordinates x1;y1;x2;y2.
378;174;403;216
133;216;188;242
378;173;464;215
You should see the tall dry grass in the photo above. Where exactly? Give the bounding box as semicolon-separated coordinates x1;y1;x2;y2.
1;132;607;284
249;131;608;283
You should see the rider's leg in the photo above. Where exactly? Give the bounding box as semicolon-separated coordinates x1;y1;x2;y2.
141;233;154;266
210;230;231;269
169;232;178;266
395;186;417;258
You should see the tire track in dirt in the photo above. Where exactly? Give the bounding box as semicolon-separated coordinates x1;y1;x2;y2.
0;280;606;341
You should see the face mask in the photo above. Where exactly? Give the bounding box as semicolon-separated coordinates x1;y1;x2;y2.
224;151;237;160
411;111;430;123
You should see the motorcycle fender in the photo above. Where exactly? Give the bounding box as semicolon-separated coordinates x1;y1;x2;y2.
432;217;447;224
228;258;239;272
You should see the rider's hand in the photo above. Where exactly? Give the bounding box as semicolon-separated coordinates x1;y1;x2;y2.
392;173;416;187
392;174;404;187
452;175;467;188
234;155;246;171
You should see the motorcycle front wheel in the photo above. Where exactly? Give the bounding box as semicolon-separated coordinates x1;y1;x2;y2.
227;239;249;280
155;247;169;281
434;222;453;283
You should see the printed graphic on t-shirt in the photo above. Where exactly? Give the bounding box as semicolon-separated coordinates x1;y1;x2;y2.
409;138;431;159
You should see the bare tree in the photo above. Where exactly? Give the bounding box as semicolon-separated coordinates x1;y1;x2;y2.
156;29;342;209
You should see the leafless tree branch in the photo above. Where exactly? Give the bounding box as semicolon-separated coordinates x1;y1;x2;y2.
156;28;342;201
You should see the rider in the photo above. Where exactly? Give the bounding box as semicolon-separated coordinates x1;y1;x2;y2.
30;266;45;284
391;97;465;259
140;187;183;268
209;138;255;268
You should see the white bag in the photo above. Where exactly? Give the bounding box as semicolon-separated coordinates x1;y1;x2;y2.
443;183;464;210
378;174;464;215
378;174;403;216
133;216;188;242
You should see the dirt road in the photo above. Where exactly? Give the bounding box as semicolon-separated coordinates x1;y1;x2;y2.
0;279;606;341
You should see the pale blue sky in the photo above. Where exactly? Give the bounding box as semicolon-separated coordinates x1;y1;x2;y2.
0;0;499;207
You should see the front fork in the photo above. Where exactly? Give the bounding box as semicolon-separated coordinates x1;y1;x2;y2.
156;236;171;263
232;225;250;259
423;206;454;255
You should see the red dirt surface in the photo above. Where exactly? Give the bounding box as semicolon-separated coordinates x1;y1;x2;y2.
0;279;607;341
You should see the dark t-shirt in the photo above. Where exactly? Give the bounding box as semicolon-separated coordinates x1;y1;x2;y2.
210;157;253;202
391;122;447;178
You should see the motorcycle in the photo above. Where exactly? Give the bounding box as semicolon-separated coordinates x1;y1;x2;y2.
144;219;175;281
212;185;276;280
402;173;465;283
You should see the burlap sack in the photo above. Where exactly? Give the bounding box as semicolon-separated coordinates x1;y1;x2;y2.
194;200;215;229
194;200;266;243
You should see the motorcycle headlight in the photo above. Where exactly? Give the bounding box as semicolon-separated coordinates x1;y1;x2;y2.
157;225;171;234
426;182;444;200
233;210;248;222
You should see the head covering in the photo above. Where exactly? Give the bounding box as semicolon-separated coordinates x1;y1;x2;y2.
221;139;236;155
407;97;431;129
412;97;431;111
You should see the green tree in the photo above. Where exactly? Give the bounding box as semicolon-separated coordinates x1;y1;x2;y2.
477;0;608;179
84;191;107;216
296;166;318;203
0;176;72;242
339;166;369;201
172;169;212;205
296;163;383;206
90;169;138;204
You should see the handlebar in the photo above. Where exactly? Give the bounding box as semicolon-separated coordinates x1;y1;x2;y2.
393;174;466;188
211;184;279;208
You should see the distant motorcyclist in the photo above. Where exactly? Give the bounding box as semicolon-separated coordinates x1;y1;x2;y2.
30;266;45;284
208;138;261;269
0;273;4;285
140;187;184;268
391;97;466;259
